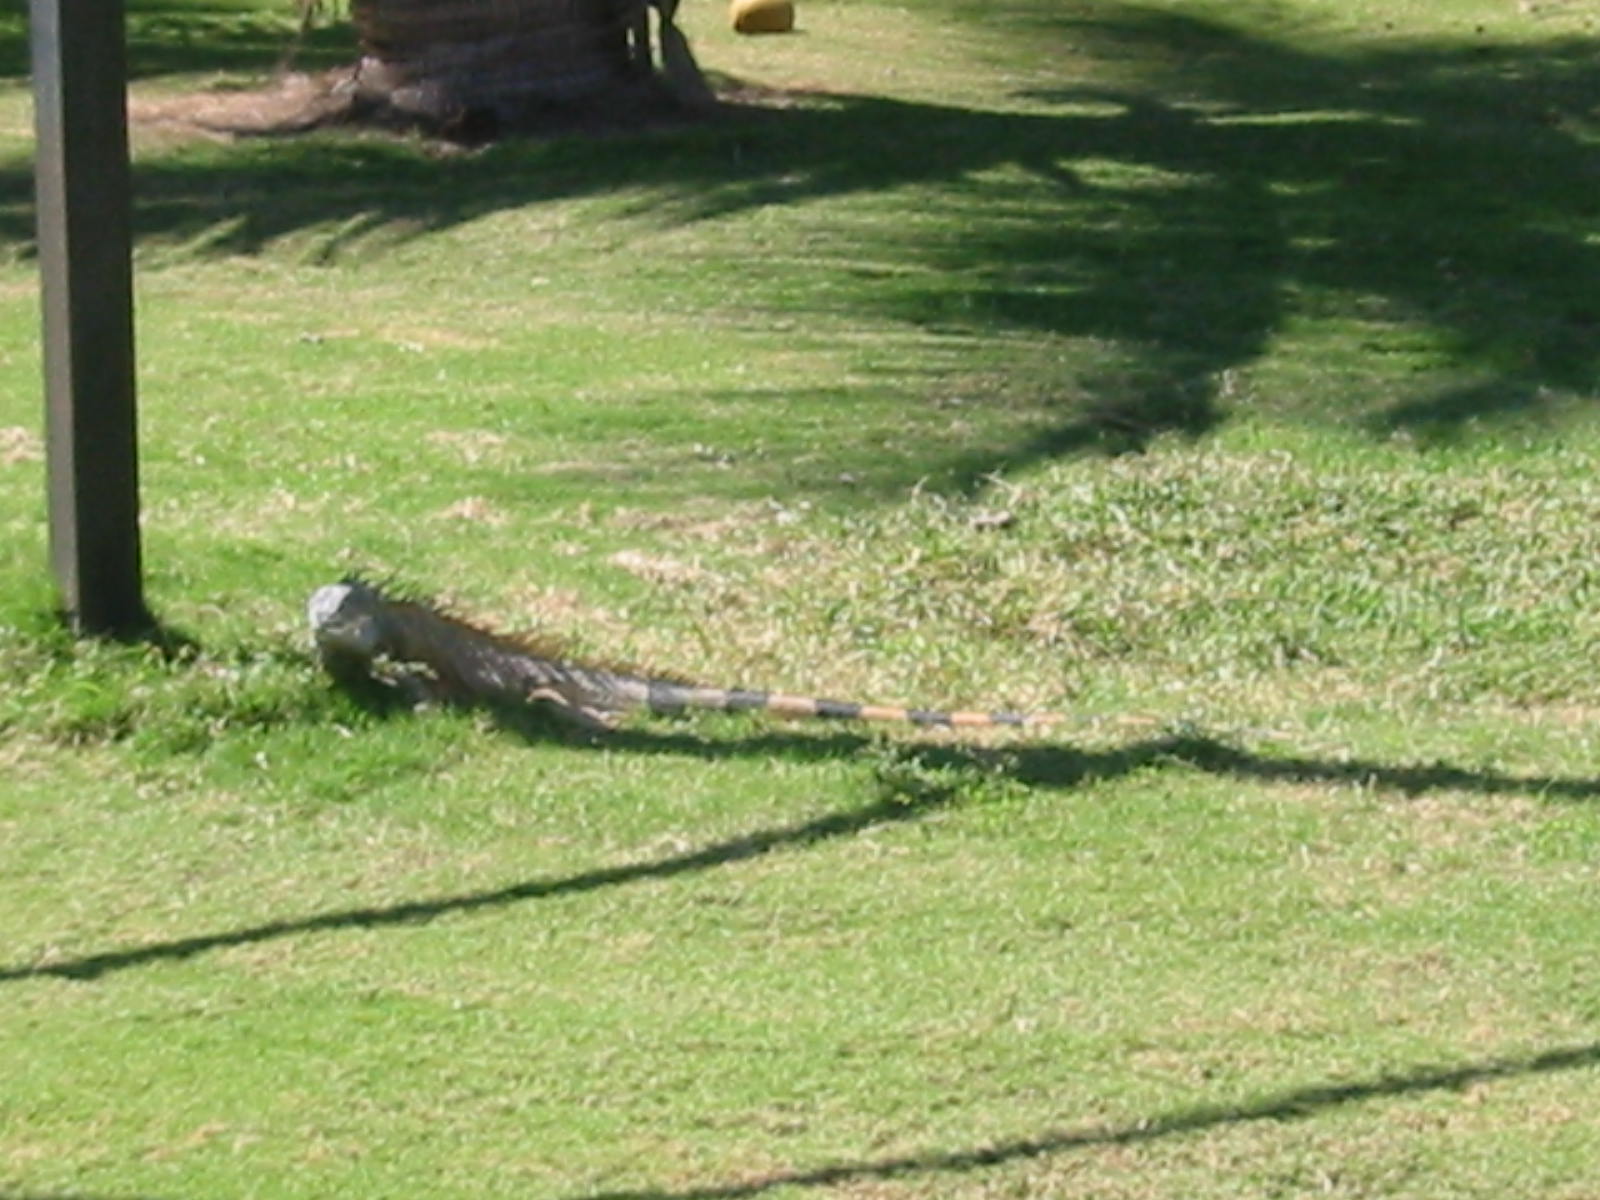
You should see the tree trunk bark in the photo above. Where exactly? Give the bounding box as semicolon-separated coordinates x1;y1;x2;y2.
348;0;660;121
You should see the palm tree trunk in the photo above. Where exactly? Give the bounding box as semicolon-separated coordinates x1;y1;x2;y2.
348;0;668;121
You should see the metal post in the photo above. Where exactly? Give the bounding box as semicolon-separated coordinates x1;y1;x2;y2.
31;0;146;634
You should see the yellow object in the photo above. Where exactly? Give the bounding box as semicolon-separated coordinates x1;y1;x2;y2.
730;0;795;34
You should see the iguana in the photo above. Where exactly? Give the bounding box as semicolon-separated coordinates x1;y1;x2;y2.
308;578;1060;733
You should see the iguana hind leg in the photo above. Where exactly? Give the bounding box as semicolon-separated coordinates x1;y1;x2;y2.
526;686;620;734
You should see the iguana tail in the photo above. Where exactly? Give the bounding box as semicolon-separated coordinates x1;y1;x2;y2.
309;580;1060;730
626;679;1054;728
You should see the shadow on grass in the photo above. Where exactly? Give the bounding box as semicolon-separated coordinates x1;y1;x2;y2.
3;716;1597;986
0;2;1587;485
570;1040;1600;1200
0;0;354;81
0;6;1590;494
74;608;203;658
0;734;928;984
0;569;201;660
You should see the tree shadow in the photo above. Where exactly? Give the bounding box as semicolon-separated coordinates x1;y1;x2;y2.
571;1040;1600;1199
2;2;1595;487
0;0;355;82
3;712;1597;986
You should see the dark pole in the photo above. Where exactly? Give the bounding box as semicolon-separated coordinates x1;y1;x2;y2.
31;0;146;634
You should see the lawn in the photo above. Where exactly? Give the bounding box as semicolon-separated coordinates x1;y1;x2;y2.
3;0;1600;1196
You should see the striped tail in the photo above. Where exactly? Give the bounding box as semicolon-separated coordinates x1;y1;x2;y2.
635;680;1059;729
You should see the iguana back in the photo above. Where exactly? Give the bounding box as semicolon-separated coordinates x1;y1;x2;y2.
309;579;1058;732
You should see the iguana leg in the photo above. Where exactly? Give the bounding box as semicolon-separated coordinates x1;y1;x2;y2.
363;659;455;709
526;686;620;733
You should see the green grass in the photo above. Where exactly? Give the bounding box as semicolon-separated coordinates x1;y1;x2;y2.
4;0;1600;1196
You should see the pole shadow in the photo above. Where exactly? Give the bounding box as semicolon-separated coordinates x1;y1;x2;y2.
4;713;1597;986
570;1041;1600;1200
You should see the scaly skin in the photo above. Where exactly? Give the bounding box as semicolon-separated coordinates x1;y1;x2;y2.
308;579;1060;731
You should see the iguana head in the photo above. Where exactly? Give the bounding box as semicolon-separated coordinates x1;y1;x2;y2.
307;580;386;659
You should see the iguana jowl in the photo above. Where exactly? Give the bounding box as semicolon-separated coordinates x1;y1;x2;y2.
309;579;1058;732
